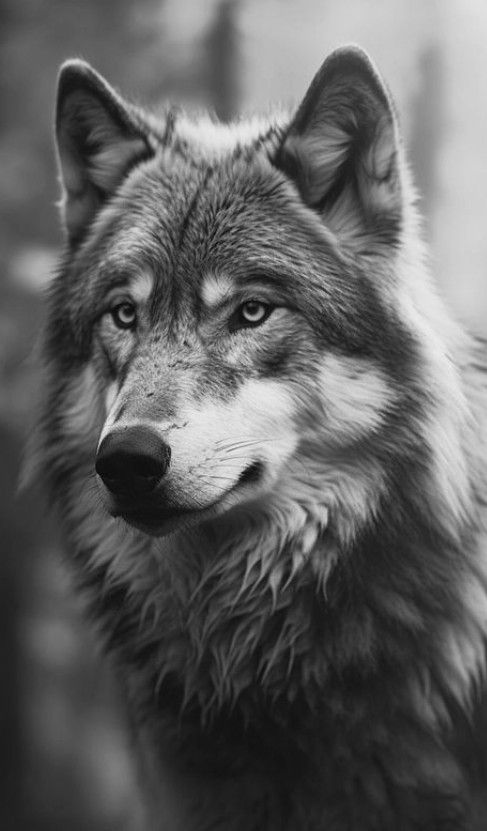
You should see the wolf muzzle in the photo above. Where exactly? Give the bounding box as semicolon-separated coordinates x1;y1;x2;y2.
96;426;171;497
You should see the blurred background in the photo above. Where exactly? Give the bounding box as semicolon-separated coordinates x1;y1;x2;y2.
1;0;486;828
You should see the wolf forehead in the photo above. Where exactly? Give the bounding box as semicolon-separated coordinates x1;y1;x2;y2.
77;139;334;290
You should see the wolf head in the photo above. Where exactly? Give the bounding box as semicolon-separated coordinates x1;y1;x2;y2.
44;46;455;542
38;46;475;579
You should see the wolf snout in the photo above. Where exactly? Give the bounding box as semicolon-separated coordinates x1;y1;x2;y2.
96;426;171;497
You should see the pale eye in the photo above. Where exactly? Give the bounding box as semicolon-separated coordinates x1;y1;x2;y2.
238;300;272;328
110;301;137;330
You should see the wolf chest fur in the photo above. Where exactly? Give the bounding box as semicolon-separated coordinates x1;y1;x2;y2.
32;46;487;829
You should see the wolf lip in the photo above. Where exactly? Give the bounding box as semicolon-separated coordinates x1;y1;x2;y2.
115;503;219;537
110;461;265;534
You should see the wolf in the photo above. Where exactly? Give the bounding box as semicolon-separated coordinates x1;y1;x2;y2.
29;45;487;829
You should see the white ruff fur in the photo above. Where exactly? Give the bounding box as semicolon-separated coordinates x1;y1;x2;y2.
391;187;487;704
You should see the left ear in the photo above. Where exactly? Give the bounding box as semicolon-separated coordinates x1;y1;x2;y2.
56;59;154;243
277;46;403;250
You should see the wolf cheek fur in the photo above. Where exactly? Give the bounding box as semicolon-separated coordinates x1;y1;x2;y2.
32;45;487;829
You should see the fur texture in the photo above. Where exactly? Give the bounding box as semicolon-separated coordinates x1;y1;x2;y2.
30;47;487;829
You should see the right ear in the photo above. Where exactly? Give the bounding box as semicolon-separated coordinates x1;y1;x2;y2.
276;47;403;254
55;60;153;242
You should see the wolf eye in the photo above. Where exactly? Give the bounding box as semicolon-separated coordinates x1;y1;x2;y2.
237;300;272;328
110;301;137;330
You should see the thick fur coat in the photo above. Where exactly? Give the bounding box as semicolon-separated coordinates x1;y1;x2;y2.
30;47;487;829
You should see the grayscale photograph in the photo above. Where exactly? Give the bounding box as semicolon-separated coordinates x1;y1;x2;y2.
1;1;486;829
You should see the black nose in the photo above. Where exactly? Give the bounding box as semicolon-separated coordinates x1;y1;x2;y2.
95;426;171;497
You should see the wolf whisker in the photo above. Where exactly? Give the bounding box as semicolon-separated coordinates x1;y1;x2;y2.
214;438;277;452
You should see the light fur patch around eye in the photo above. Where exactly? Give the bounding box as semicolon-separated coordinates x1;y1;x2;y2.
200;273;234;309
319;355;393;441
130;271;154;305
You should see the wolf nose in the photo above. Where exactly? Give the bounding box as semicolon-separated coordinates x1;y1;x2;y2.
95;427;171;497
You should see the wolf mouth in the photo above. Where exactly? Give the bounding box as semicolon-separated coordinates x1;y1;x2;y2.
236;460;263;486
110;460;264;536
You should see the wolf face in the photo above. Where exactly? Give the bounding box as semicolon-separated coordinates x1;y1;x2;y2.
33;46;487;830
47;49;428;544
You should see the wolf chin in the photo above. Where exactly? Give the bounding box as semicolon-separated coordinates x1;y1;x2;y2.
29;46;487;829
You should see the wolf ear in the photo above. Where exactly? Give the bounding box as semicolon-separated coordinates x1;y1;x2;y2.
55;60;153;242
278;46;403;251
